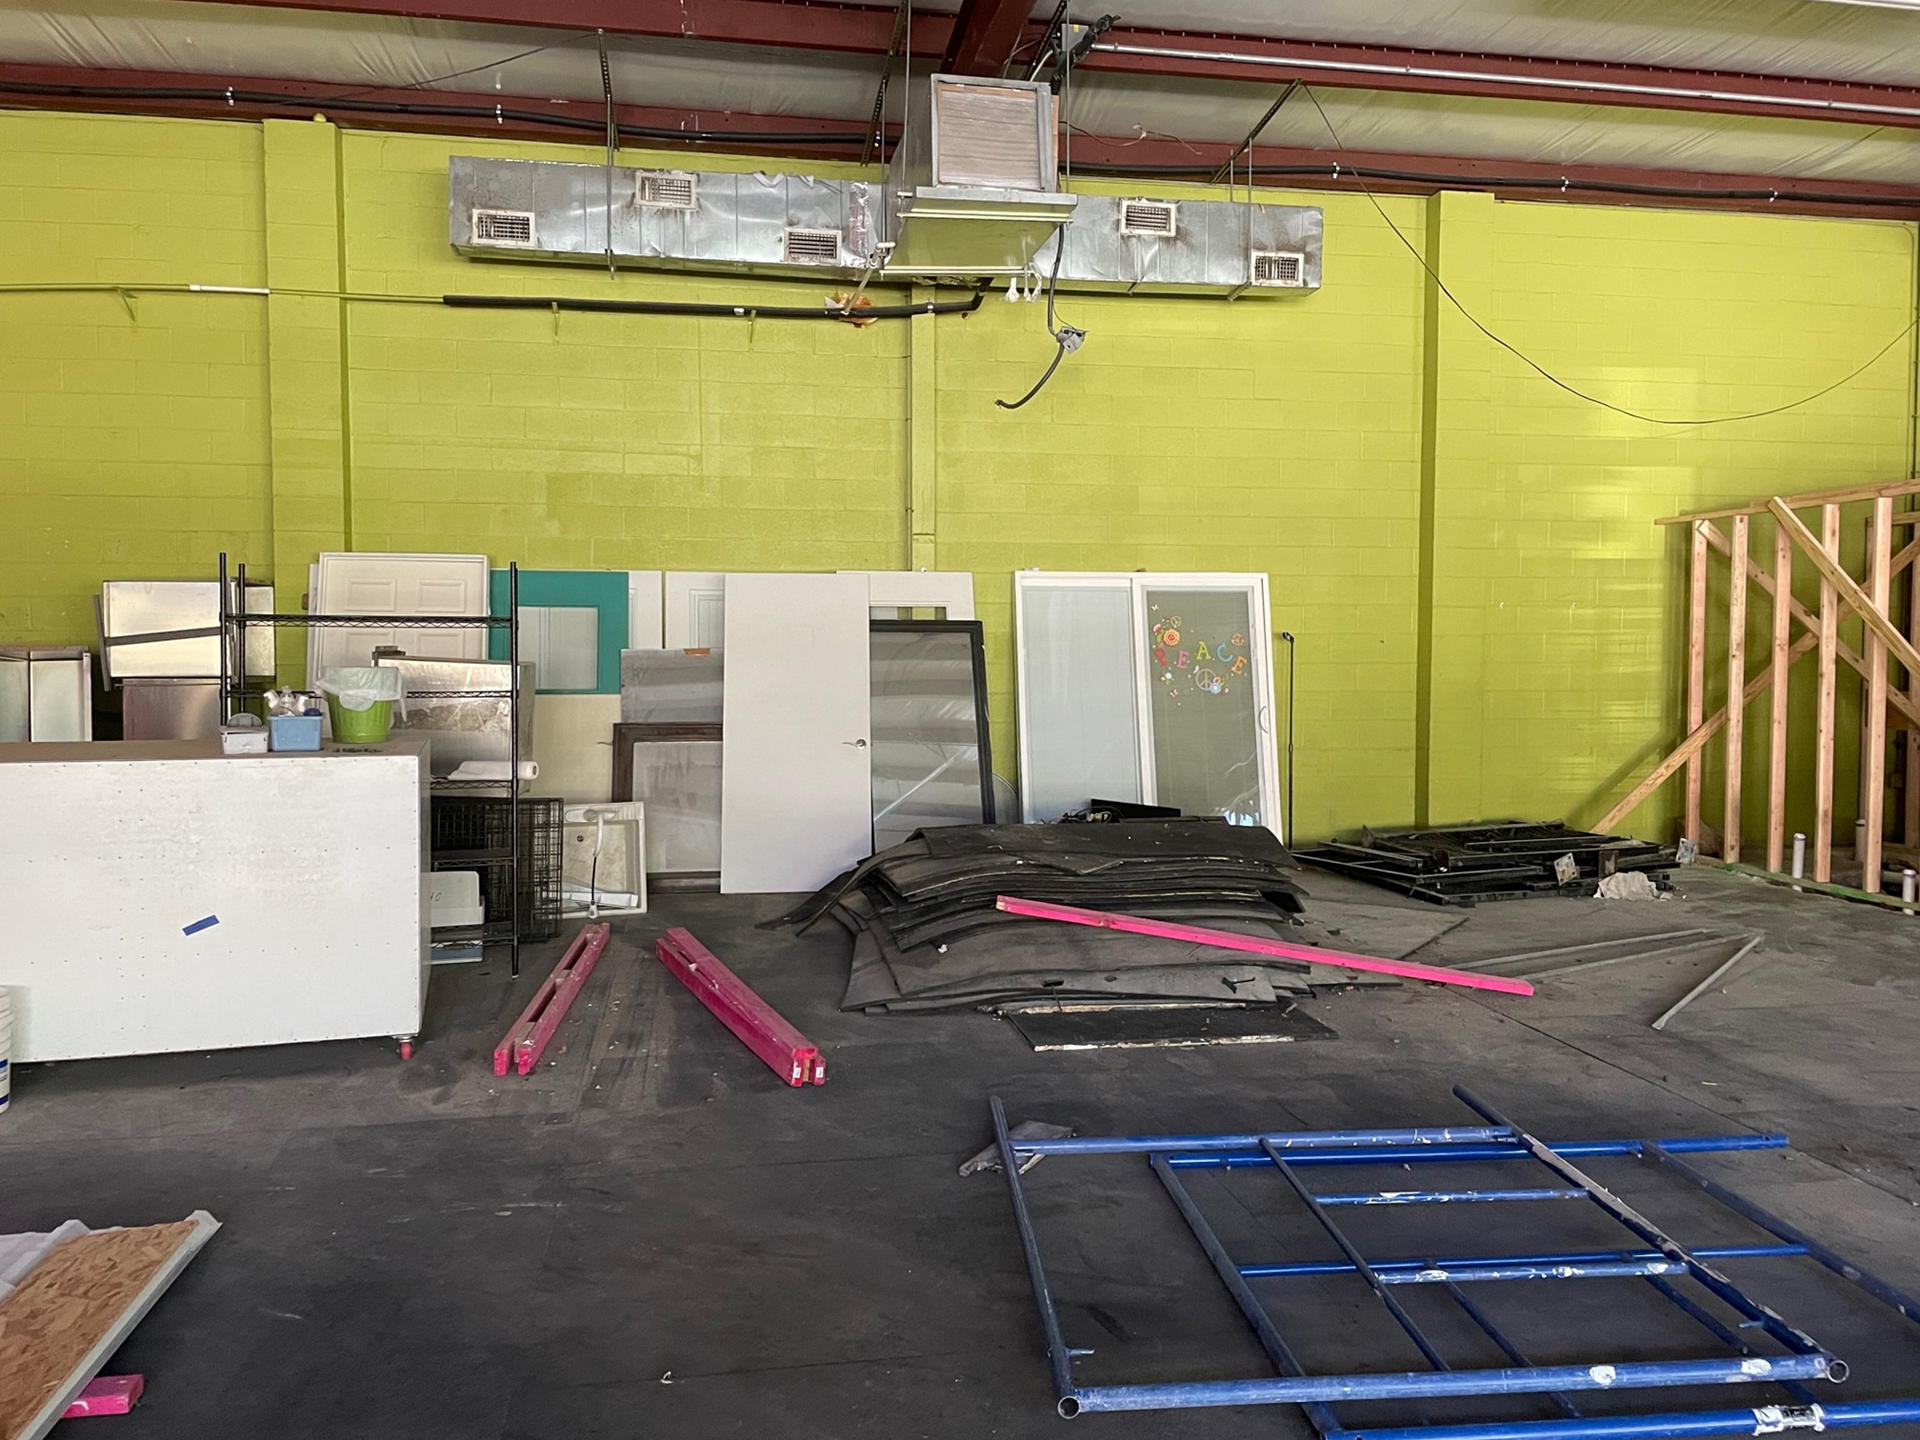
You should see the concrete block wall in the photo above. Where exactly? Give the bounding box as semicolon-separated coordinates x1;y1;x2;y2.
1;108;1914;844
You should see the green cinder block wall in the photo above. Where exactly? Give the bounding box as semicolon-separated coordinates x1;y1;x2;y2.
1;108;1914;847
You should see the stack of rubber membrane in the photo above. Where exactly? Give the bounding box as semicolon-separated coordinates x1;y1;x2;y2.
777;819;1432;1016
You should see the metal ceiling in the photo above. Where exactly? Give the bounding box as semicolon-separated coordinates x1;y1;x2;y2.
4;0;1920;216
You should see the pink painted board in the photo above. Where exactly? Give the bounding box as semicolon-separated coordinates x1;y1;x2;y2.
492;923;612;1077
656;927;826;1087
63;1375;145;1417
993;895;1535;997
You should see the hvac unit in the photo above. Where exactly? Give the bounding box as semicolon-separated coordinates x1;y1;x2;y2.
445;155;1321;294
637;170;698;209
470;208;537;248
882;73;1078;277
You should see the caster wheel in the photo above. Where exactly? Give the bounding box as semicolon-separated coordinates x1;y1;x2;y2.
399;1040;414;1060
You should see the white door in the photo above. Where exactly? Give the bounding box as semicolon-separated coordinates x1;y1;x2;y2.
720;573;873;894
665;572;727;649
310;553;489;682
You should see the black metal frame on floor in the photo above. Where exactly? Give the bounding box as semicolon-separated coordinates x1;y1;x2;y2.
216;553;527;975
990;1085;1920;1436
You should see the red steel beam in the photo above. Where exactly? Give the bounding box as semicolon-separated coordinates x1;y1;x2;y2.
139;0;1920;130
3;61;1918;220
941;0;1034;77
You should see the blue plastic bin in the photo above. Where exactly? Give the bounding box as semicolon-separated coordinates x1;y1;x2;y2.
269;714;323;752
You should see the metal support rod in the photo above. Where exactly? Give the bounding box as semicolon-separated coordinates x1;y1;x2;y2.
1148;1153;1341;1430
1439;1278;1581;1419
1451;1087;1837;1368
989;1095;1080;1414
1210;80;1301;185
1451;930;1718;971
1650;936;1764;1031
508;560;520;977
1516;936;1745;983
1317;1402;1920;1440
1641;1274;1823;1407
1314;1187;1587;1207
1262;1140;1452;1368
1089;1132;1789;1167
1648;1144;1920;1326
1061;1354;1834;1413
1239;1243;1806;1281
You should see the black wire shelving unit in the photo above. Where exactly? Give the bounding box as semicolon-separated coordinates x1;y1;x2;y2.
217;553;529;976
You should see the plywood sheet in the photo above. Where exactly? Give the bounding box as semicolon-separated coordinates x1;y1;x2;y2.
0;1218;208;1440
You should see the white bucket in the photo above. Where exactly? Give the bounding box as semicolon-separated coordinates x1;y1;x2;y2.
0;987;10;1115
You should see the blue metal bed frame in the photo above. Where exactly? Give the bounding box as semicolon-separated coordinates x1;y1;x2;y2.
990;1085;1920;1435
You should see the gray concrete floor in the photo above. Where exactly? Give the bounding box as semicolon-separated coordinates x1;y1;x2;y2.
6;865;1920;1437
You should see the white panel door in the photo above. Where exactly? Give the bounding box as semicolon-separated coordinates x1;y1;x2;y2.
310;552;489;682
665;571;727;649
720;573;873;894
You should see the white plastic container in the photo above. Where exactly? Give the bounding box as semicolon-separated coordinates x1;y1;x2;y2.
0;987;11;1115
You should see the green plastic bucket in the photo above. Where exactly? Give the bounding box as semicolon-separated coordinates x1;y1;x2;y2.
327;695;394;744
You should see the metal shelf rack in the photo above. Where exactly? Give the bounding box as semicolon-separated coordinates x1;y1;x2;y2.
216;553;530;976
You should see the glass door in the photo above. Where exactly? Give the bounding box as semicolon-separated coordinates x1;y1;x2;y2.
1015;572;1280;837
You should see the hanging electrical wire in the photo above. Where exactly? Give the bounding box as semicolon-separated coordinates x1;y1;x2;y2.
996;223;1085;410
1299;85;1918;428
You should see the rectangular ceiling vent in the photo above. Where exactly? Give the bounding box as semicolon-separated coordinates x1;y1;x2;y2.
1251;250;1306;288
1120;199;1178;238
783;227;843;265
637;170;698;209
470;208;536;248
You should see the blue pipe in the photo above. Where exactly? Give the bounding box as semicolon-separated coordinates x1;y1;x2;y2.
1451;1087;1836;1368
1163;1134;1787;1169
988;1096;1077;1409
1240;1244;1805;1281
1144;1153;1342;1432
1318;1401;1920;1440
1374;1259;1687;1284
1021;1125;1519;1155
1316;1188;1588;1206
1262;1139;1453;1369
1647;1144;1920;1328
1060;1354;1835;1412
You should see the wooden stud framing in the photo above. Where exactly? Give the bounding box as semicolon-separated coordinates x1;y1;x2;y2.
1814;502;1841;883
1723;515;1749;863
1909;508;1920;847
1862;496;1893;891
1767;519;1792;873
1685;520;1709;845
1597;486;1920;868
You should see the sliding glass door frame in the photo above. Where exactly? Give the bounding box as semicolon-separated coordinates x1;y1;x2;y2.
1013;571;1282;838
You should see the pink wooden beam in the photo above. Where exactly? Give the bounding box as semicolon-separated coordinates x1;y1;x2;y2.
994;896;1535;997
493;922;612;1077
656;927;826;1086
63;1375;145;1417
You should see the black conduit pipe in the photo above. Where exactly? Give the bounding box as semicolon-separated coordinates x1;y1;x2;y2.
441;291;985;321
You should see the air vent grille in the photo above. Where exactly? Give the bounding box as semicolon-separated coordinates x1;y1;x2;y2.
471;209;536;247
638;171;697;209
783;227;843;265
1251;250;1305;287
1120;199;1178;238
933;79;1047;190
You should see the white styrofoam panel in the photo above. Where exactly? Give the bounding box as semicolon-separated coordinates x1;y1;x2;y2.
0;739;430;1061
844;570;976;620
627;571;663;651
